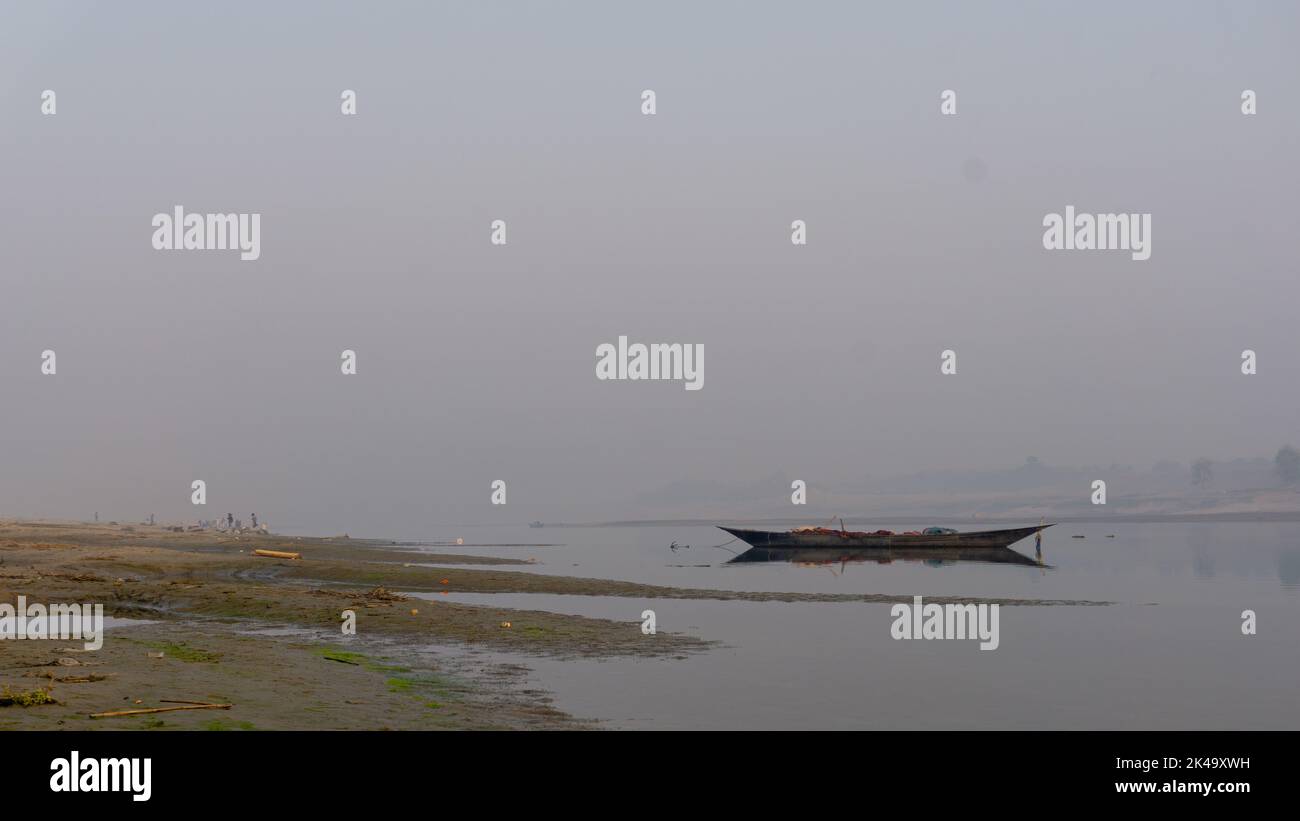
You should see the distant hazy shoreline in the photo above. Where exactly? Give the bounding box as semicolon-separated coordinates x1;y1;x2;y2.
552;512;1300;528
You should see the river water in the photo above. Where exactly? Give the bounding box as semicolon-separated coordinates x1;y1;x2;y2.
393;521;1299;729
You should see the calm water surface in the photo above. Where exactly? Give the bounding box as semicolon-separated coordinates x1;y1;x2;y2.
389;521;1298;729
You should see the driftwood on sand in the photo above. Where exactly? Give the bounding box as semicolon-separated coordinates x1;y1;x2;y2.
90;702;232;718
253;549;301;560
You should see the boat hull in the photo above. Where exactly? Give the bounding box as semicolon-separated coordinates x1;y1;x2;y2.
727;545;1045;567
718;524;1048;550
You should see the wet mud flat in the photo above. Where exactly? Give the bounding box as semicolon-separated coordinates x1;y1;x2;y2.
0;520;1107;729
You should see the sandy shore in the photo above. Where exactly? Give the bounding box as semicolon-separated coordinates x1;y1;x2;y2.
1;519;1108;730
0;520;712;730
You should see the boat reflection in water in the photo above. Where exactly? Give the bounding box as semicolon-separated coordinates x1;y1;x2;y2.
727;544;1048;569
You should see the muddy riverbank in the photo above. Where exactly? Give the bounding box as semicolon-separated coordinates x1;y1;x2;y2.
0;519;1108;730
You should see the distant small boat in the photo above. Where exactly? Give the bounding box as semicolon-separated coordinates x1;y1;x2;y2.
719;524;1050;550
528;521;544;528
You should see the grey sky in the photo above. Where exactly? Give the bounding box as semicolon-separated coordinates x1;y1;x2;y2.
2;1;1297;532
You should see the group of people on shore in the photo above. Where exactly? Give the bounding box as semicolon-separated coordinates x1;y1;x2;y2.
196;513;265;533
91;511;269;533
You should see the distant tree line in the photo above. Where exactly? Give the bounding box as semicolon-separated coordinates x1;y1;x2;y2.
1278;446;1300;484
1187;448;1300;486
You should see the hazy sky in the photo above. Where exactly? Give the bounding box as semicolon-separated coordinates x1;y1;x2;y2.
2;1;1297;532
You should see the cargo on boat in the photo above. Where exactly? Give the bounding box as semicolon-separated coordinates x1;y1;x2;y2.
717;523;1050;550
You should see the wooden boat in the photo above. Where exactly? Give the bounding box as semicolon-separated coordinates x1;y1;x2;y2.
727;544;1046;567
717;523;1050;550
